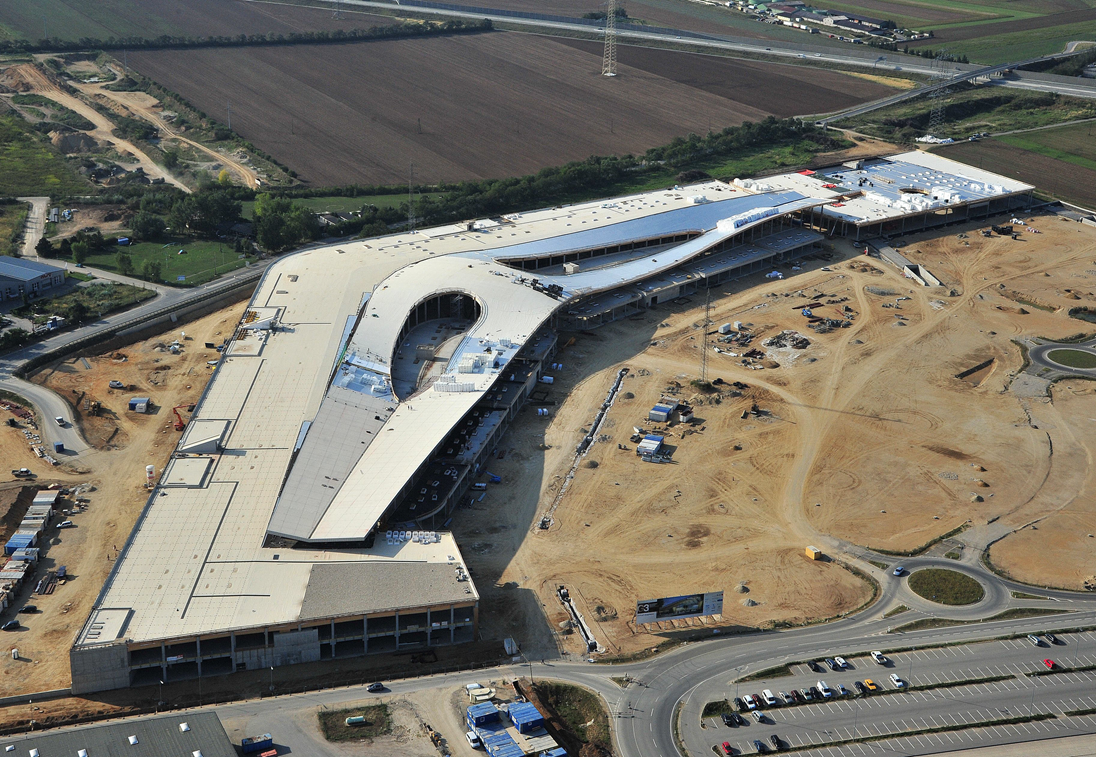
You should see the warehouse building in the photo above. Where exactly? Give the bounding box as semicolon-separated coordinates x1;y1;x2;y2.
0;256;65;302
71;152;1030;693
0;711;236;757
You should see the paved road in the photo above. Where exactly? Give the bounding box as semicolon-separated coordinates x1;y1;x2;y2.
1027;339;1096;379
15;197;49;258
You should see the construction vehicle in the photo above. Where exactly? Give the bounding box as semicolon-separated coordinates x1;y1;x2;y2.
12;468;34;478
171;403;196;431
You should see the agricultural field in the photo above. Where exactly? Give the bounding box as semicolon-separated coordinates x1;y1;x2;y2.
128;33;897;186
0;0;399;42
80;238;256;287
937;122;1096;209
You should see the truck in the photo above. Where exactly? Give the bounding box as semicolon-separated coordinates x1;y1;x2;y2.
11;469;34;478
241;734;274;754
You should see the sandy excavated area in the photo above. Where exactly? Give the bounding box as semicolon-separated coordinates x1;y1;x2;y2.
461;212;1096;658
0;302;246;694
989;379;1096;591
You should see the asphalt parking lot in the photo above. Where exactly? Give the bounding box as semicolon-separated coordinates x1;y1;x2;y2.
704;631;1096;755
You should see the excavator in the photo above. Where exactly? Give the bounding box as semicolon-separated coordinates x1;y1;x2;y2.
172;403;196;431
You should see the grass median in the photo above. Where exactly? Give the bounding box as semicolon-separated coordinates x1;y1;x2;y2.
907;568;985;606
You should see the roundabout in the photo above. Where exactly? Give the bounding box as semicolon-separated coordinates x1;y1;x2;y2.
907;567;986;605
1026;337;1096;378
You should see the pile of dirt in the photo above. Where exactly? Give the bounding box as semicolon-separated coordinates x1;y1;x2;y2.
51;130;100;153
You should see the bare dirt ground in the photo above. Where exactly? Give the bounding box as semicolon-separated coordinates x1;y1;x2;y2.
456;212;1096;659
0;302;246;694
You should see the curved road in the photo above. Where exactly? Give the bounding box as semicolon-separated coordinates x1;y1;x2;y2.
1028;339;1096;378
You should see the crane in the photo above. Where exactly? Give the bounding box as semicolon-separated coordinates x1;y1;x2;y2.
172;403;195;431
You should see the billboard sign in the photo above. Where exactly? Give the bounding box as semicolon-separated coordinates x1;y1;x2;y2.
636;591;723;624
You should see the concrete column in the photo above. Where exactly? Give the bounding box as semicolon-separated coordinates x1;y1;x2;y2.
394;611;400;648
160;641;167;681
363;616;369;654
196;637;202;677
230;631;237;669
330;620;336;656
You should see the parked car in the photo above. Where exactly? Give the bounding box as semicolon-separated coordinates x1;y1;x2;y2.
807;660;822;672
808;686;821;700
751;694;764;709
801;688;814;702
889;673;906;688
743;694;758;710
752;739;767;753
836;684;849;697
769;734;783;751
1043;659;1056;670
780;692;794;705
109;380;125;389
17;605;36;614
853;681;868;695
57;520;74;529
466;731;481;748
825;658;839;671
752;710;765;723
733;697;745;712
367;682;384;692
2;620;19;631
1028;634;1043;647
790;690;805;704
722;741;733;755
864;679;878;692
870;651;887;664
762;690;779;707
11;468;34;478
817;681;834;698
834;656;848;669
1044;632;1059;645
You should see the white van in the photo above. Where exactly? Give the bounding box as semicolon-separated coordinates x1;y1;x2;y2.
762;689;779;707
466;731;482;749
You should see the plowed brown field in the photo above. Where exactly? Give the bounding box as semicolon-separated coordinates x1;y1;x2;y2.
129;33;896;186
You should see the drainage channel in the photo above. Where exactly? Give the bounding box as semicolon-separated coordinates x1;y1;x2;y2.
538;366;629;530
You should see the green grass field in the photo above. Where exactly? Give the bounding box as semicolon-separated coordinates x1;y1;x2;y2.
81;238;256;286
0;202;28;256
1046;349;1096;369
998;122;1096;172
907;568;985;606
839;88;1096;143
0;115;89;197
944;21;1096;64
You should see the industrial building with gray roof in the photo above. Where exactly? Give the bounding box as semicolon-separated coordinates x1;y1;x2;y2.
69;152;1030;694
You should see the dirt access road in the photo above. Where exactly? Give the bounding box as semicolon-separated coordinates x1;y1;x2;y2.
461;212;1096;660
9;64;188;192
78;68;261;189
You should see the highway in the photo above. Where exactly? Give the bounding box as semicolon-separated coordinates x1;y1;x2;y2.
291;0;1096;111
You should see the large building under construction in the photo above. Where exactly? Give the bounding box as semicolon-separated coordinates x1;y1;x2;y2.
69;152;1031;693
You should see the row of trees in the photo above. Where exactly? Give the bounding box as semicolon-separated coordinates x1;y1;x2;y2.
0;19;492;54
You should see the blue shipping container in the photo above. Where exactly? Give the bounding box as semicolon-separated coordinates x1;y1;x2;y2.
509;701;545;733
241;734;273;753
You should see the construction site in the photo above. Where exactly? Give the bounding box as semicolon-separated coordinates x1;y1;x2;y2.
3;150;1094;695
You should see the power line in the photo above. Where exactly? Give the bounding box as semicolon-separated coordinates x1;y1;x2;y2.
602;0;618;77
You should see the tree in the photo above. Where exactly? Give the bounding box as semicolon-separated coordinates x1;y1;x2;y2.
162;149;180;169
69;301;89;324
35;237;54;258
131;211;166;241
217;169;232;185
253;194;319;251
71;240;89;264
58;238;72;258
117;252;135;277
141;260;162;282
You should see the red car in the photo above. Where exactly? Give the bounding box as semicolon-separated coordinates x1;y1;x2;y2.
1043;659;1056;670
722;741;733;755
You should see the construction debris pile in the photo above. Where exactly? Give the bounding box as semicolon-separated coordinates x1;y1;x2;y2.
763;330;811;349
